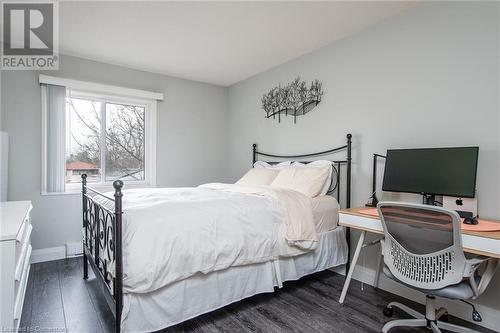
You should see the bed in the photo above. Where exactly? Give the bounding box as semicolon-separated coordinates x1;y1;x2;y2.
81;134;353;332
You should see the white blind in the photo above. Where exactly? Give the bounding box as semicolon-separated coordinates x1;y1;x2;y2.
45;84;67;193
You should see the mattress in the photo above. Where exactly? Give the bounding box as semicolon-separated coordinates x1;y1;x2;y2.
95;185;318;294
121;227;348;332
311;195;339;233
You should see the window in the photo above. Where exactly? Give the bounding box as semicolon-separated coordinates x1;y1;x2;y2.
41;76;161;194
66;94;147;184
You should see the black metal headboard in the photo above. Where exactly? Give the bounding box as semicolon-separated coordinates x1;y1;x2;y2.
252;133;352;208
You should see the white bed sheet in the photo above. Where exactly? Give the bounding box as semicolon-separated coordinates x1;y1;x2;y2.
311;195;339;233
121;227;348;333
96;186;317;294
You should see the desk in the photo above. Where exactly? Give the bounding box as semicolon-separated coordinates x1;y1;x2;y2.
338;207;500;304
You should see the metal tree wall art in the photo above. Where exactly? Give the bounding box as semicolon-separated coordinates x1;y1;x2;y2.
261;77;323;124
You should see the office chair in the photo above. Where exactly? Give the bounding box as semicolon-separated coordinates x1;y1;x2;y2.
377;202;498;333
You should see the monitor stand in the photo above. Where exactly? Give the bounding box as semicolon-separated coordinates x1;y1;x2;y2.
423;193;436;206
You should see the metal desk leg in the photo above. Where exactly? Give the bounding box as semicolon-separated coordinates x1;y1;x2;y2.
339;230;366;304
374;247;383;289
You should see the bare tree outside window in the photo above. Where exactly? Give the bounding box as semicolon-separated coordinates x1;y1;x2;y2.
106;103;145;181
66;98;102;183
66;97;145;184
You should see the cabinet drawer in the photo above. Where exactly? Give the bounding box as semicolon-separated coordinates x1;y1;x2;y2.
15;244;31;304
15;221;26;243
15;223;32;267
14;254;31;321
15;243;31;282
15;206;32;242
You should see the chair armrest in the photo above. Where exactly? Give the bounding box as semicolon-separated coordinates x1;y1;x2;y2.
464;258;499;298
463;257;489;277
477;259;499;297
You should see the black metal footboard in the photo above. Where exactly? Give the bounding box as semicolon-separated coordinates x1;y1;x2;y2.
82;175;123;332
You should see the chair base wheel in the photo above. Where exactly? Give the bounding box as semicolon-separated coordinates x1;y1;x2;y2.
383;306;394;317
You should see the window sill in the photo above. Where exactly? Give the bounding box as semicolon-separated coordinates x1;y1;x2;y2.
41;182;155;196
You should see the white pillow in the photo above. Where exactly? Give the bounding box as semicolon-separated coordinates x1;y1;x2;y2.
271;167;330;197
253;161;291;169
292;160;333;196
236;168;279;186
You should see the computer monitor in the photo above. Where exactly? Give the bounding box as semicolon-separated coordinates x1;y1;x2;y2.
382;147;479;205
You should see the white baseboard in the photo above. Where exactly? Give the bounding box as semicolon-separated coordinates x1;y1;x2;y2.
332;265;500;332
30;246;66;264
65;241;83;256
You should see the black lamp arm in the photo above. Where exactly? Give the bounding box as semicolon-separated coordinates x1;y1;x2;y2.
366;153;386;207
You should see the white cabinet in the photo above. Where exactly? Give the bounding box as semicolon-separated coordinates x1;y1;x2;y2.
0;201;33;331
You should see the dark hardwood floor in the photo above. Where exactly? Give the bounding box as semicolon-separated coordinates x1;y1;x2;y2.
20;257;493;333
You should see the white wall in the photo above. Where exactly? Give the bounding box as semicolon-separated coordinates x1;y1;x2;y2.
1;0;499;328
1;54;229;250
227;1;500;327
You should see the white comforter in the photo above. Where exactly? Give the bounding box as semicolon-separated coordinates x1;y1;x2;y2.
98;184;318;294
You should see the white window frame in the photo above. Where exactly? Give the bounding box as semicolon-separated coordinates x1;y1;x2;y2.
41;75;161;195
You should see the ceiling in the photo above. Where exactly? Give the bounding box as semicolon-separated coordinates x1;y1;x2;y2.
59;1;415;86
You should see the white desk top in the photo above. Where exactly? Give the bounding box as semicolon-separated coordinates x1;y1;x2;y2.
340;207;500;259
0;201;32;241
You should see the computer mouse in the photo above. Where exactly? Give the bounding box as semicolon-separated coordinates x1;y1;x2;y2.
463;217;479;225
